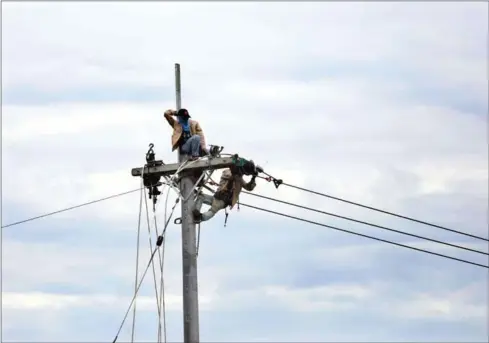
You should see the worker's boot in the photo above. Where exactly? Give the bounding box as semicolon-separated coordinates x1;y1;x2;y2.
192;209;203;223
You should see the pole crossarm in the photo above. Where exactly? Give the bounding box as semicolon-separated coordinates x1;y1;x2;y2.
131;157;235;178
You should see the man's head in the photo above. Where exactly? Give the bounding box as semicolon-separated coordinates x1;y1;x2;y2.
177;108;191;121
230;159;256;176
243;160;256;175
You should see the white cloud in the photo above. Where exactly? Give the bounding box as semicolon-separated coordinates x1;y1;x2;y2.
1;291;182;311
2;1;487;341
2;89;486;226
263;284;373;312
2;2;486;93
2;103;147;142
397;293;485;321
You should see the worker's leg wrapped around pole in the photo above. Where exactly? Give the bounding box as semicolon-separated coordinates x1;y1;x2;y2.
193;192;226;222
194;193;214;212
201;199;226;221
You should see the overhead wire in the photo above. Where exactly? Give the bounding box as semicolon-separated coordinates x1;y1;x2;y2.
112;235;164;343
154;182;180;343
130;178;145;343
1;188;140;228
3;162;486;270
147;155;218;334
21;154;486;337
4;156;487;342
167;157;202;200
258;177;489;242
191;164;218;258
241;191;489;256
3;149;484;343
142;186;164;329
158;184;176;343
239;202;488;269
127;155;202;343
113;182;180;343
6;170;485;246
183;171;488;244
145;180;168;343
151;189;165;343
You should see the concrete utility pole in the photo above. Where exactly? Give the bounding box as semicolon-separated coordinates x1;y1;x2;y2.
174;63;200;343
131;65;239;342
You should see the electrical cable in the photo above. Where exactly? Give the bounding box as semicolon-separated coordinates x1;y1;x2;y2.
142;186;163;328
130;179;144;343
158;185;176;343
145;180;167;343
192;160;217;257
8;164;482;249
1;189;140;228
164;157;204;202
239;202;488;269
194;170;215;198
112;235;164;343
242;191;488;256
257;176;489;242
157;194;180;342
152;190;165;343
113;187;180;343
4;159;485;267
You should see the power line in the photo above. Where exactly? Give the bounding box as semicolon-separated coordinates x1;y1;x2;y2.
113;235;164;343
131;186;144;343
1;188;141;228
242;191;489;256
261;177;489;242
3;183;486;269
239;202;489;269
142;186;165;339
4;183;487;258
115;185;180;343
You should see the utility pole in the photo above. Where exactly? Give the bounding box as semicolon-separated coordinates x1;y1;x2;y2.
174;63;200;343
131;65;242;342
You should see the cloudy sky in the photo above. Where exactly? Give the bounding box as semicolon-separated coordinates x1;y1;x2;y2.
2;1;488;342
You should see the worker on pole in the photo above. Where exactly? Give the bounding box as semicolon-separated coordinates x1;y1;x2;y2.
192;160;258;223
164;108;208;160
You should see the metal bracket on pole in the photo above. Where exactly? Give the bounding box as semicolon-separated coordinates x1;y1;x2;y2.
131;157;235;179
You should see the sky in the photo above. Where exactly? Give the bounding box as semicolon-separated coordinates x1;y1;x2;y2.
1;1;488;342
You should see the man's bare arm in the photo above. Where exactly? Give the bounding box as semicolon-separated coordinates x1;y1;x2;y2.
164;109;176;127
242;175;257;191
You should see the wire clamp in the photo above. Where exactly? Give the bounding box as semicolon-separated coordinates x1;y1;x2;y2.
263;175;283;189
273;178;283;189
